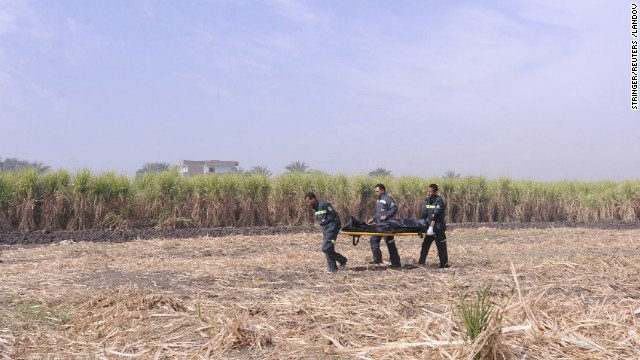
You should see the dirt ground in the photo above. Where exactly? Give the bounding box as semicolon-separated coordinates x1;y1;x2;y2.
1;222;640;359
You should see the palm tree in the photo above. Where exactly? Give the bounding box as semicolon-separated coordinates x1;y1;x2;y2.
285;161;311;174
368;168;393;178
443;170;461;179
34;162;50;174
247;165;272;177
136;162;171;176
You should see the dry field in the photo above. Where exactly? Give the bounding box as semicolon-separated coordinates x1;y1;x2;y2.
1;226;640;359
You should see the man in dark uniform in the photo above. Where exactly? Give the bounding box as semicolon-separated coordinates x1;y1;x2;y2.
367;184;402;268
305;192;348;273
419;184;449;268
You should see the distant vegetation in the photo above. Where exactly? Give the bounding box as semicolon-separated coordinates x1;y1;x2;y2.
248;165;272;177
368;168;393;178
443;170;462;179
136;162;171;177
1;170;639;232
231;166;272;176
0;157;50;174
285;161;311;174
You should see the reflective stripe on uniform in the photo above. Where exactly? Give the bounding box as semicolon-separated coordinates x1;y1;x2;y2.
315;210;327;215
378;199;387;204
330;239;336;244
425;205;436;209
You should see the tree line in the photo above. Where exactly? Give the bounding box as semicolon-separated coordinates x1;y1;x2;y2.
1;157;462;179
0;157;50;173
137;161;463;179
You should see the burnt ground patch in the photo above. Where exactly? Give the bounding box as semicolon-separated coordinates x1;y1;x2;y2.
449;219;640;231
0;220;639;246
0;226;317;246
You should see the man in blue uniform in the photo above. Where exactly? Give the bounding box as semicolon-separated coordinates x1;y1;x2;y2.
419;184;449;268
367;184;402;268
305;192;348;273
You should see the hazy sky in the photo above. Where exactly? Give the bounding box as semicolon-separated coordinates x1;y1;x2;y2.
1;0;638;181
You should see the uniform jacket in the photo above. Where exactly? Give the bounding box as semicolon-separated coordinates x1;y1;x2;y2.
313;200;341;227
421;195;446;231
374;193;398;223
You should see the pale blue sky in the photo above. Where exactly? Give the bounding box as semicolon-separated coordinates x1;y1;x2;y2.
1;0;638;181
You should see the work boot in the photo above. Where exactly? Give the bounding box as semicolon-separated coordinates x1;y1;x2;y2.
439;263;450;268
339;259;348;271
368;260;382;265
389;264;402;269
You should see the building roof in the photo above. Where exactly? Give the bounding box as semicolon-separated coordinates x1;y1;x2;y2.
174;160;239;167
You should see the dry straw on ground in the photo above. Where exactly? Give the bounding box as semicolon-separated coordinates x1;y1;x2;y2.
1;226;640;359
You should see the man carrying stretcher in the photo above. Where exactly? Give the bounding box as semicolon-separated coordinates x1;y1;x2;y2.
367;184;402;268
419;184;449;268
305;192;348;273
340;183;450;270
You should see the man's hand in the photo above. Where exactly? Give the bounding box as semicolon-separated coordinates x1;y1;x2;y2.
427;227;434;236
380;215;387;221
367;219;374;225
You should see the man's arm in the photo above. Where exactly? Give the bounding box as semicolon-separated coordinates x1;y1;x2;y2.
317;202;329;226
382;196;398;220
326;203;339;223
421;201;428;220
430;197;446;227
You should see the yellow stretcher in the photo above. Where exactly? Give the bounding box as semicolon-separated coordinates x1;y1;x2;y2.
342;231;426;246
